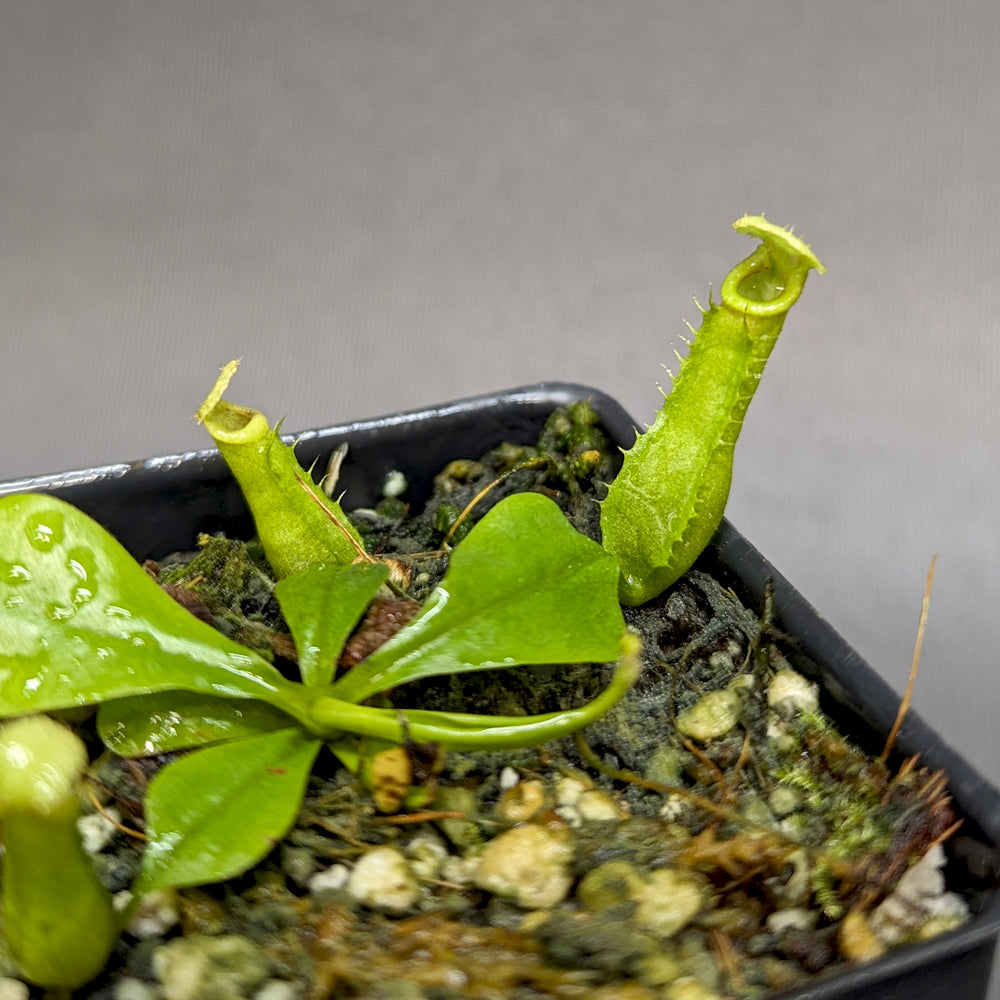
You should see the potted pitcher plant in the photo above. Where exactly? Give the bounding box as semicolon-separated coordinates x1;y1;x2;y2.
1;218;997;1000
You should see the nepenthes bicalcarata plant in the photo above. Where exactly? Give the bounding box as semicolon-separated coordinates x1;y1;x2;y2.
0;215;821;988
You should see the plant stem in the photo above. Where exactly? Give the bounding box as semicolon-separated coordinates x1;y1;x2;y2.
310;632;639;749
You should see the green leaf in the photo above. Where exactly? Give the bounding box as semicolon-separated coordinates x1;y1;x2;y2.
97;691;297;756
275;563;388;686
136;727;321;893
0;494;308;721
329;492;625;704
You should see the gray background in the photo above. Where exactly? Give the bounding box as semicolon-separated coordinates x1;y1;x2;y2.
2;2;998;990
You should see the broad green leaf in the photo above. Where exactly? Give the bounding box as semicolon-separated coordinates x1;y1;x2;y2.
0;494;307;720
275;562;388;687
136;727;321;893
329;493;625;703
98;690;297;756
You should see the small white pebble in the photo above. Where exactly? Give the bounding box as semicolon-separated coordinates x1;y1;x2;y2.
347;847;418;913
576;789;627;822
554;805;583;828
766;907;817;934
496;778;546;823
475;823;573;909
665;977;722;1000
633;868;706;937
308;863;350;895
708;650;734;673
741;795;775;828
645;744;683;786
676;688;741;741
768;786;801;818
915;899;969;939
126;888;181;939
439;969;469;990
440;854;479;886
554;776;588;807
892;843;947;902
871;844;969;945
153;935;270;1000
78;807;121;854
498;766;520;790
253;981;299;1000
0;979;30;1000
405;829;449;880
114;978;160;1000
766;717;798;754
381;470;408;498
767;669;819;718
659;794;686;822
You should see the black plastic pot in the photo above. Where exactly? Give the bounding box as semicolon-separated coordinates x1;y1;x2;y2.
3;383;998;1000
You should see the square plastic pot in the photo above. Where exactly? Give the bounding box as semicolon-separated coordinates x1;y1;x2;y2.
3;383;998;1000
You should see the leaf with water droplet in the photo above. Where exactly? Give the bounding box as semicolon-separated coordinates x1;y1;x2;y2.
135;727;321;893
97;690;298;755
0;494;309;722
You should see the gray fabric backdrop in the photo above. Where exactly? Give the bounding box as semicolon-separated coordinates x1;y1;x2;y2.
2;3;998;991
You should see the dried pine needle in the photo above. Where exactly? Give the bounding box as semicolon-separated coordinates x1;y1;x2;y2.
880;554;938;764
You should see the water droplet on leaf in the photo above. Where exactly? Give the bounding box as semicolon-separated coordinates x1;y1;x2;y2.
25;509;64;549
